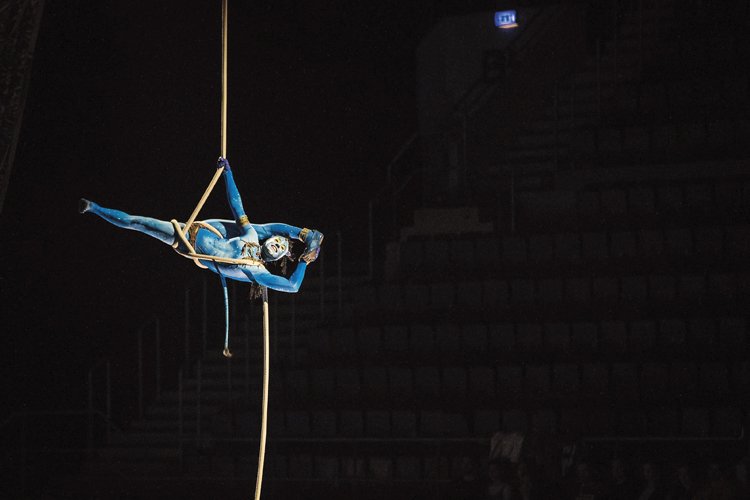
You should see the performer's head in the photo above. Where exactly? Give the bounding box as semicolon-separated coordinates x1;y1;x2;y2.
261;235;290;262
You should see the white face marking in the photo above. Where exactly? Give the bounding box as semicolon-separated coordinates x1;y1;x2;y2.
264;236;288;260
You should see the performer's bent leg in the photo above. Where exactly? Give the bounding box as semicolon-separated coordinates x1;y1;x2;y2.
79;199;176;245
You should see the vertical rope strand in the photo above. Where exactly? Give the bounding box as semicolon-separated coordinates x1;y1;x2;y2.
221;0;228;158
255;286;271;500
182;0;228;232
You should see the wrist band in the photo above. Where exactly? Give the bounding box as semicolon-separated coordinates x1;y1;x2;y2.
299;228;311;242
238;215;249;226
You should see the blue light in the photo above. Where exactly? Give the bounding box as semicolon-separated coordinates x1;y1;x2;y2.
494;10;518;29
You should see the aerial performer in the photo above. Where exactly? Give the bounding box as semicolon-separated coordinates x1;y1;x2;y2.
79;157;324;292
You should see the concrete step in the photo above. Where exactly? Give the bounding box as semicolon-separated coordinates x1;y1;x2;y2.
522;116;599;133
483;161;557;182
94;445;181;461
570;67;643;87
83;457;183;478
143;402;222;418
110;431;184;445
503;145;558;162
156;389;252;404
131;416;199;429
555;81;639;102
516;131;572;149
619;13;676;40
189;362;263;378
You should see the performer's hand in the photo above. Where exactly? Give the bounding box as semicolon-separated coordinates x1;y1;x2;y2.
300;230;324;263
301;247;320;264
217;157;231;172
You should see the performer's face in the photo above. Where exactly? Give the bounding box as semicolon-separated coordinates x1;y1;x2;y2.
262;236;289;262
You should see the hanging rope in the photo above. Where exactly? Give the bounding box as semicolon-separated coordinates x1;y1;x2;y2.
183;0;228;232
170;2;272;497
221;0;228;158
255;286;270;500
169;0;229;266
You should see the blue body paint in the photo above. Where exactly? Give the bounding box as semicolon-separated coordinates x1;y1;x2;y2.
82;160;320;294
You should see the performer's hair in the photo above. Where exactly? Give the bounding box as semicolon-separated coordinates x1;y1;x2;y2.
279;241;298;274
247;245;297;302
248;283;263;301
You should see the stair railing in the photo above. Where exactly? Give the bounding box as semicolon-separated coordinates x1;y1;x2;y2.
136;316;161;420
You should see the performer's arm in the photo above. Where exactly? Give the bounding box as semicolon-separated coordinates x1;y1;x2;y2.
218;158;250;228
254;223;324;263
253;223;303;240
242;262;308;293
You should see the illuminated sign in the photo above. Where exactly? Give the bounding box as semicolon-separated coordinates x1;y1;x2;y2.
494;10;518;29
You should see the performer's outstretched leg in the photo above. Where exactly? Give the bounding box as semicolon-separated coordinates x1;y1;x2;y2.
79;199;176;245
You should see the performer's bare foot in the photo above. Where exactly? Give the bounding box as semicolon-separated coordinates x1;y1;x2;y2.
79;198;92;214
217;157;231;171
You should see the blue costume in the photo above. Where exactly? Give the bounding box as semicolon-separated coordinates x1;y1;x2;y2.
80;158;323;293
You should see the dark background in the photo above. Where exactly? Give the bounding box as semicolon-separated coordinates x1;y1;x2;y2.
3;1;749;498
1;0;485;414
